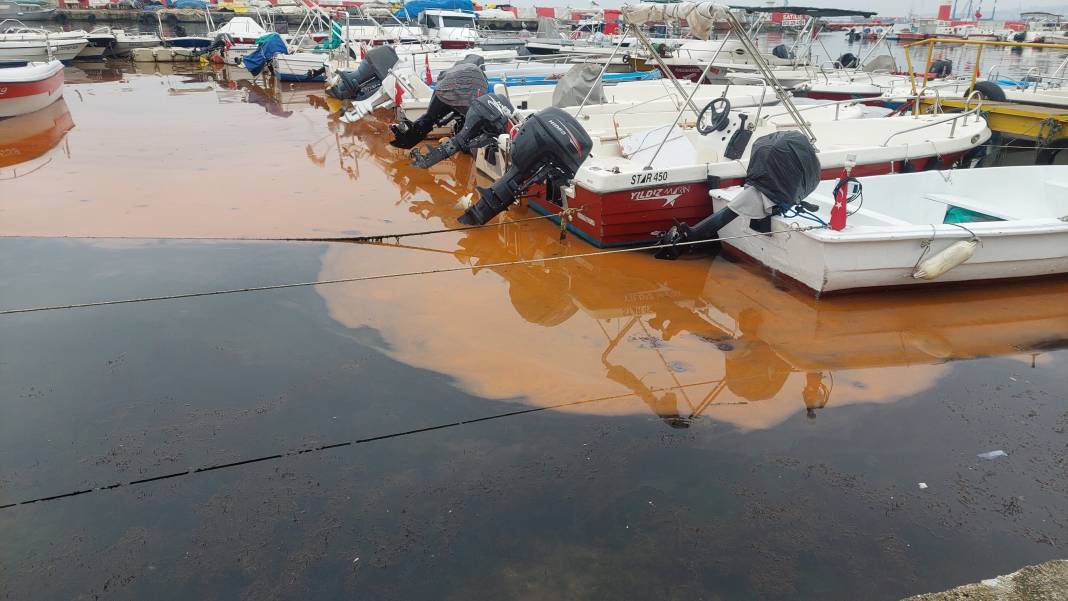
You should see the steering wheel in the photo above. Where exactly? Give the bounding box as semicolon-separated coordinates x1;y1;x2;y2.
696;97;732;135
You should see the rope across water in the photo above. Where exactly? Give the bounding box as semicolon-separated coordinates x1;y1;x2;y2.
0;225;824;316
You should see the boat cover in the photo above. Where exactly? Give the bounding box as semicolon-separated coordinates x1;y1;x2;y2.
621;3;732;40
551;63;605;108
395;0;474;20
241;33;288;77
744;130;820;208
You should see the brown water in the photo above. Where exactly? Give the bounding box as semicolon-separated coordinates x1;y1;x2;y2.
2;62;1068;600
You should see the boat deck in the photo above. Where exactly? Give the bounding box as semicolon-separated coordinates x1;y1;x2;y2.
919;97;1068;144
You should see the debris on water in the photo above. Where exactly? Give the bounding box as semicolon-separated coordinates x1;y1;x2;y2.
353;557;359;563
918;482;928;490
978;450;1008;460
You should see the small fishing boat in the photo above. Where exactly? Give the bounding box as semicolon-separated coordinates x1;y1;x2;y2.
0;58;63;117
708;166;1068;294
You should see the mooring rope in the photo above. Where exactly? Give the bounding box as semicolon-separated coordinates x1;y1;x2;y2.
0;208;584;244
0;225;823;317
0;376;739;510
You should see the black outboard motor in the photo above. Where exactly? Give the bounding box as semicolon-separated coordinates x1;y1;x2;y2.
410;93;515;168
458;107;592;226
390;58;489;149
655;130;820;260
771;44;793;60
836;52;859;69
326;46;399;101
929;59;952;77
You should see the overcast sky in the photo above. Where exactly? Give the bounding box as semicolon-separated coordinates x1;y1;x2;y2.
532;0;1068;18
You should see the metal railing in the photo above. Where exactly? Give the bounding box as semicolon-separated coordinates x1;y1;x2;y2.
882;91;984;147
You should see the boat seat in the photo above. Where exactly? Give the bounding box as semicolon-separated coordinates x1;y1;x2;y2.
924;193;1015;221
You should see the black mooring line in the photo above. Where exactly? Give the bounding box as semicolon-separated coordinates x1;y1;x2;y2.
0;389;639;511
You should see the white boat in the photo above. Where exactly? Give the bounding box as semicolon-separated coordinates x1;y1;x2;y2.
0;58;63;117
708;166;1068;294
416;9;480;49
110;28;163;55
80;27;116;59
214;16;268;44
0;1;53;21
274;51;329;81
0;24;87;62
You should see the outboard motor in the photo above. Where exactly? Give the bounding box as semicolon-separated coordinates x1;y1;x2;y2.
836;53;859;69
326;46;399;101
654;130;820;260
771;44;793;60
458;107;592;226
389;59;489;149
410;93;515;169
929;59;952;77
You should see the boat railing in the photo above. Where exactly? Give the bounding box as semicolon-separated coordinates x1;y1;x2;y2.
726;74;769;123
881;91;984;147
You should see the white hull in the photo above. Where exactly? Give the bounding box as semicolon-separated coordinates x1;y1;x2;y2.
0;38;87;62
274;52;328;80
0;59;64;118
711;167;1068;294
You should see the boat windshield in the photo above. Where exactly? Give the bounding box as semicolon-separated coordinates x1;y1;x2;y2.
441;16;475;28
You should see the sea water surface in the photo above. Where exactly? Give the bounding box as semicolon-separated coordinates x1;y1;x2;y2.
1;56;1067;600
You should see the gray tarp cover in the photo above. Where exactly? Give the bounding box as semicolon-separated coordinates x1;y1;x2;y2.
551;64;606;108
744;131;821;208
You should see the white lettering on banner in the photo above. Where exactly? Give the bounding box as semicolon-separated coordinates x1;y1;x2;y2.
629;185;692;207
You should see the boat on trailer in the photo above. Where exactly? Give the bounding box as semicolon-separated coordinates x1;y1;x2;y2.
708;166;1068;294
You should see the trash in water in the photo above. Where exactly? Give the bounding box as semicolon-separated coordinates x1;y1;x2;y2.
977;450;1008;460
918;482;928;489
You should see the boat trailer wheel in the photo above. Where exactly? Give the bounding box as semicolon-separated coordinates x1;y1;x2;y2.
697;98;732;135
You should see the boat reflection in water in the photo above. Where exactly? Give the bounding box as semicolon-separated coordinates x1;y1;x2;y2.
0;97;74;179
313;133;1068;431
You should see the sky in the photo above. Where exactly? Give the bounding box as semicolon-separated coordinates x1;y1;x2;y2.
531;0;1068;18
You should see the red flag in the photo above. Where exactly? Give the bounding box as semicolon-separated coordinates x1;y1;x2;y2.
830;177;848;231
424;54;433;85
359;44;366;59
394;81;404;105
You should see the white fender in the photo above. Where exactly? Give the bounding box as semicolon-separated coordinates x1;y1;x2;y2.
913;239;978;280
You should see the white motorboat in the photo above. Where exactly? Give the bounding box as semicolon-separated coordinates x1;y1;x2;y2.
0;24;87;62
416;9;480;49
111;28;163;55
79;27;116;59
214;16;268;45
0;1;53;21
708;166;1068;294
0;58;63;117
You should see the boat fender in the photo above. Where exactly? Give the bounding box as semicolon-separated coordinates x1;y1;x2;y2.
912;239;978;280
924;154;943;171
900;159;917;173
723;114;752;160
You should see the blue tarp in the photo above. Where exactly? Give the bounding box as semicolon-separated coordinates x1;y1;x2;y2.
394;0;474;20
242;33;288;77
171;0;208;8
